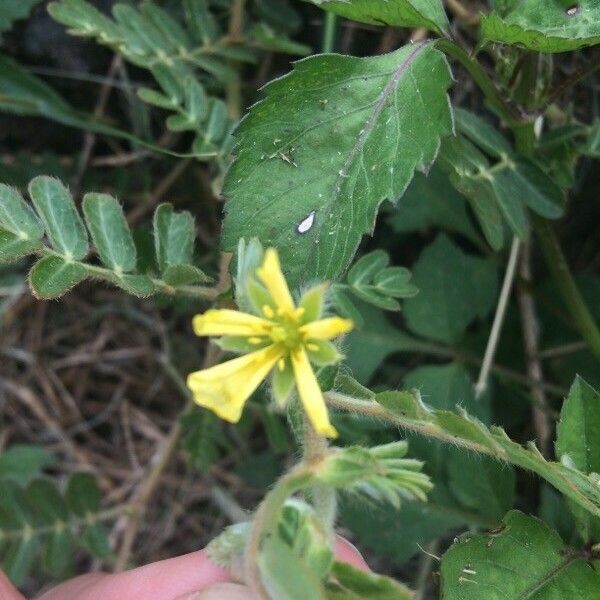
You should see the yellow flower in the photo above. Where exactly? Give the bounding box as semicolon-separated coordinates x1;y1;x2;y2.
187;249;353;438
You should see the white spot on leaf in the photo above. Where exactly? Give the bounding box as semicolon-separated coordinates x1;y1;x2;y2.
297;211;316;234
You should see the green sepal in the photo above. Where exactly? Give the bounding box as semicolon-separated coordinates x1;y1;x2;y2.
246;276;276;316
218;336;270;353
307;340;342;366
272;357;295;407
299;284;326;323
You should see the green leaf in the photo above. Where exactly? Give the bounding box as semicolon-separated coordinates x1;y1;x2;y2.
404;234;498;343
0;445;55;486
26;480;72;577
327;561;412;599
222;43;454;287
0;480;39;586
556;376;600;541
162;264;211;286
346;250;417;311
0;229;42;262
0;184;44;240
386;166;482;245
482;1;600;53
369;389;600;518
0;1;43;38
441;511;600;598
454;108;513;158
109;273;156;298
82;193;136;273
557;376;600;475
28;176;88;259
29;256;88;299
310;0;450;35
0;54;156;149
259;536;329;600
153;203;195;272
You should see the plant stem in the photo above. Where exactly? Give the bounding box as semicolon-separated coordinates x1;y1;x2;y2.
302;415;336;536
436;39;521;126
534;216;600;364
244;464;313;599
322;12;337;53
475;236;520;398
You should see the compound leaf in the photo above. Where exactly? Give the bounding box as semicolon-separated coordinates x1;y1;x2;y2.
29;255;88;299
82;193;137;273
28;176;88;260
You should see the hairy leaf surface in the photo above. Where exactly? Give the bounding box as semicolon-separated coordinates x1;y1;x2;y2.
441;511;600;598
482;0;600;53
223;43;453;287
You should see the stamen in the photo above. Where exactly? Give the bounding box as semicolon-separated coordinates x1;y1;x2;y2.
294;307;306;319
307;343;320;352
262;305;275;318
249;337;263;345
278;358;286;371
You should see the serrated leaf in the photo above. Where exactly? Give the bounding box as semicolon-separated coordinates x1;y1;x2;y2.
0;184;44;240
327;561;412;599
404;234;498;343
82;193;137;273
153;203;195;272
556;376;600;541
222;43;454;287
310;0;449;35
482;1;600;53
28;176;88;260
441;511;600;598
162;264;211;286
29;256;88;299
0;230;42;262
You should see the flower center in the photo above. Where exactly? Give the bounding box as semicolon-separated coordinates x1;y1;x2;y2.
268;316;304;350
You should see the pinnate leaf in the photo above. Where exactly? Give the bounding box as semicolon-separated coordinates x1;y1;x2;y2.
154;203;195;271
223;43;454;287
82;193;137;273
441;511;600;598
28;176;88;260
29;255;88;299
482;0;600;53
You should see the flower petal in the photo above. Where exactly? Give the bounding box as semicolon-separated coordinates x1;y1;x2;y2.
193;309;273;337
256;249;295;314
291;347;337;438
187;345;283;422
299;317;353;340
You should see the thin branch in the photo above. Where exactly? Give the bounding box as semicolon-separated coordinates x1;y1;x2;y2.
517;241;551;456
475;237;521;398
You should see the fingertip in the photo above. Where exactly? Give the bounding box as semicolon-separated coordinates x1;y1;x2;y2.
0;570;25;600
334;536;369;571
